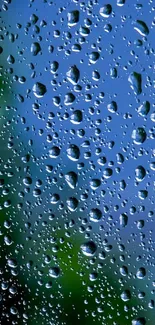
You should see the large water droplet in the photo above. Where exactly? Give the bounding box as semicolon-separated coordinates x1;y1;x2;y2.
121;290;131;301
66;197;78;211
131;127;146;145
70;110;83;124
31;42;41;56
119;213;128;227
99;4;112;18
117;0;125;6
89;179;101;190
137;101;150;117
49;266;60;278
135;166;146;181
64;93;75;106
65;171;78;189
49;146;60;158
120;266;128;276
134;20;149;37
138;190;148;200
136;267;146;279
67;144;80;161
50;61;59;74
67;10;80;27
89;52;100;64
89;208;102;222
132;319;146;325
66;65;80;85
128;72;142;95
32;82;47;98
81;241;97;257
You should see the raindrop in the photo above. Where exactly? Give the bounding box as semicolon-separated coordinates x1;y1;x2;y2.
119;213;128;227
66;65;80;85
32;82;47;98
66;197;78;211
31;42;41;56
67;10;80;27
137;101;150;117
99;4;112;18
117;0;125;6
121;290;131;301
89;52;100;64
67;144;80;161
131;127;146;145
64;93;75;105
135;166;146;181
89;208;102;222
81;241;97;257
89;179;101;190
134;20;149;37
70;110;83;124
128;72;142;95
49;266;60;278
49;146;60;158
132;318;146;325
65;171;78;189
136;267;146;279
138;190;148;200
50;61;59;74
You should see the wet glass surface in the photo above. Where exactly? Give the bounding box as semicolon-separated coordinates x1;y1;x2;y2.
0;0;154;324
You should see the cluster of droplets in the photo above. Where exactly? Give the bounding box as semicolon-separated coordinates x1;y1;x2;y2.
0;0;154;324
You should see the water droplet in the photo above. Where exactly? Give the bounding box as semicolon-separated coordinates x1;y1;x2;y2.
89;208;102;222
64;93;75;105
117;0;125;6
119;213;128;227
89;272;98;281
70;110;83;124
65;171;78;189
7;54;15;64
89;179;101;190
120;266;128;276
137;101;150;116
135;166;146;181
99;4;112;18
50;194;60;204
32;82;47;98
92;70;100;80
50;61;59;74
131;127;146;145
132;318;146;325
67;144;80;161
121;290;131;301
128;72;142;95
136;267;146;279
107;101;117;113
49;266;60;278
67;10;79;26
134;20;149;37
4;235;13;246
66;65;80;85
31;42;41;56
49;146;60;158
138;190;148;200
81;241;97;257
89;52;100;64
103;168;113;178
23;177;32;186
30;14;38;24
66;197;78;211
7;258;17;268
116;153;124;164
